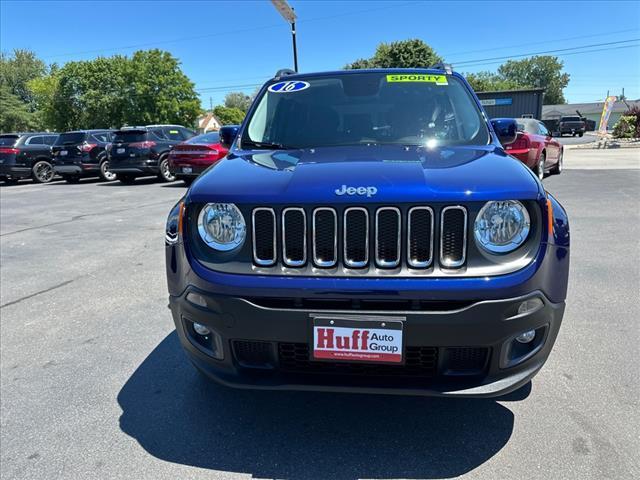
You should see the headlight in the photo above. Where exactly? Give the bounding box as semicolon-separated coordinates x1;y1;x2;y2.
197;203;246;251
474;200;530;253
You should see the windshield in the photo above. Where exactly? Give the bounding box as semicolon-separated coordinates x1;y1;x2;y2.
187;132;220;144
243;72;489;149
55;132;87;145
0;136;19;146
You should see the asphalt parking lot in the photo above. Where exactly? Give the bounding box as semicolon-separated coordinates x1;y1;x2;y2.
1;149;639;480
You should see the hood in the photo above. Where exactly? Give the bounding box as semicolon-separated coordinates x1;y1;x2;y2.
187;145;542;204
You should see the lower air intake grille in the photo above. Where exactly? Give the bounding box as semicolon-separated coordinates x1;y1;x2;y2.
278;343;438;377
443;347;489;374
233;341;275;368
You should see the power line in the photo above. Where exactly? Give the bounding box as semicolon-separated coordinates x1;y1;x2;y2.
440;28;640;57
452;38;639;66
457;43;639;69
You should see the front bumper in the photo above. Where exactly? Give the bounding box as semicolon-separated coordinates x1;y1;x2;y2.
169;288;564;397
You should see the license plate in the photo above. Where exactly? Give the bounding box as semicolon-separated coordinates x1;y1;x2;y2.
60;150;67;156
182;167;192;174
312;315;404;363
116;148;125;154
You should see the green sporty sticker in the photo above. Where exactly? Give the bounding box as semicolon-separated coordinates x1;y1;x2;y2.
386;74;448;85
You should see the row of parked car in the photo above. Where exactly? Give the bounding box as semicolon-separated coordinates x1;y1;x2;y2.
1;118;561;186
0;124;238;186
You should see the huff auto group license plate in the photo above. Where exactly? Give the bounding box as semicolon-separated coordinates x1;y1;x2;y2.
312;315;404;364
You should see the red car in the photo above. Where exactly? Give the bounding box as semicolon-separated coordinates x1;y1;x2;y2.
168;132;229;185
504;118;563;180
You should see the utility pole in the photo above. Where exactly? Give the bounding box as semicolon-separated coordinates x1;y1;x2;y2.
271;0;298;72
209;96;213;112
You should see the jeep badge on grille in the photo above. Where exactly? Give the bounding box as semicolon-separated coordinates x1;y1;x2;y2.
335;185;378;197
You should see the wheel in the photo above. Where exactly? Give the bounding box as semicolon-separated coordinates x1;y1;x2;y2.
183;178;194;187
578;132;584;137
157;156;175;182
551;150;563;175
31;160;55;183
99;160;117;181
536;152;546;180
62;175;80;184
116;174;136;185
572;133;576;137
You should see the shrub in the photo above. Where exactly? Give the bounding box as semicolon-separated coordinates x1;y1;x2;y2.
613;105;640;138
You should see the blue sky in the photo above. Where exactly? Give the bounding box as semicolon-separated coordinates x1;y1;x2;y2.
1;0;639;108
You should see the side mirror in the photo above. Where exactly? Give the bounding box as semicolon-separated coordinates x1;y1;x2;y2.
219;125;239;149
490;118;518;146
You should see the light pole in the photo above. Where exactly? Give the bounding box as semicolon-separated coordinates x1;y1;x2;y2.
270;0;298;72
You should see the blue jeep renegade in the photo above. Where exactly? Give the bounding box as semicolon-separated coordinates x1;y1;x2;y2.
165;66;570;397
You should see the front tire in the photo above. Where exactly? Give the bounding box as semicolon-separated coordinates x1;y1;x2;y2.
31;160;55;183
157;155;175;182
99;159;117;181
116;174;136;185
578;132;584;137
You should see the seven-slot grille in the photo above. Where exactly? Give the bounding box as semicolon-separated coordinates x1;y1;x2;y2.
252;206;467;270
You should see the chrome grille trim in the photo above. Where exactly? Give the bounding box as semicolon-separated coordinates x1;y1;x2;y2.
440;205;467;269
312;207;337;268
252;207;277;266
407;206;434;268
343;207;369;268
282;207;307;267
375;207;401;268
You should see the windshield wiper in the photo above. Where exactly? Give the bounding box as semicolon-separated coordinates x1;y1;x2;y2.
242;139;295;150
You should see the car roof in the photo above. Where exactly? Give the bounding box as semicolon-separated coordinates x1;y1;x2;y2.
1;132;57;136
61;129;115;133
272;67;454;81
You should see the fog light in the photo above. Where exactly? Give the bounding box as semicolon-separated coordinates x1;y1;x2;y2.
518;298;543;315
193;323;210;336
515;329;536;344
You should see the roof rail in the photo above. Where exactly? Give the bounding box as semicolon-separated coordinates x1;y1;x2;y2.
274;68;296;79
429;62;453;75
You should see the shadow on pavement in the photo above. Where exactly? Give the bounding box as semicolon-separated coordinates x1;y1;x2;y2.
118;332;519;479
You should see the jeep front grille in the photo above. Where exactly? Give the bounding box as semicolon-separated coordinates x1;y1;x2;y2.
251;205;467;271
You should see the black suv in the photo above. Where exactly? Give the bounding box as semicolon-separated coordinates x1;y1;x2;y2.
108;125;195;184
0;132;59;184
51;130;115;183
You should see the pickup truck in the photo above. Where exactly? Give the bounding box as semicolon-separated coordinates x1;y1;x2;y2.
164;67;570;398
559;116;586;137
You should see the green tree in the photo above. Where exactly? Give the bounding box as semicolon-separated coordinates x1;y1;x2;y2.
464;71;523;93
27;49;201;131
213;105;245;125
0;49;47;108
124;49;201;126
497;56;569;104
224;92;252;112
0;85;35;132
345;39;442;69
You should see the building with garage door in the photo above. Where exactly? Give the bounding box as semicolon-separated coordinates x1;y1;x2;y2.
476;89;545;120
